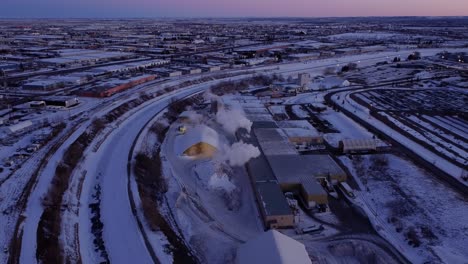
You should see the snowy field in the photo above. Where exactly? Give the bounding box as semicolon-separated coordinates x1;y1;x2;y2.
332;88;466;183
340;154;468;263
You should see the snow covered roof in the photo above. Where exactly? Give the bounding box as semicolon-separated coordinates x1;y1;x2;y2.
317;76;350;89
174;125;219;155
237;230;312;264
267;154;346;182
255;182;292;217
254;128;298;156
277;120;320;137
341;139;377;152
5;120;33;134
246;114;275;122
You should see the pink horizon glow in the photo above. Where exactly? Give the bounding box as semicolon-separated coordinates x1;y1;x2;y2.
2;0;468;18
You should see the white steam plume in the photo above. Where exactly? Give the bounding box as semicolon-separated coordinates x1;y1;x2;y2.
220;141;260;167
216;106;252;135
183;110;203;123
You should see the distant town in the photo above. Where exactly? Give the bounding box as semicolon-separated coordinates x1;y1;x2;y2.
0;17;467;264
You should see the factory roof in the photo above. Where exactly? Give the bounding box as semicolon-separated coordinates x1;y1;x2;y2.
23;79;62;87
341;139;377;151
277;120;320;137
243;107;270;115
6;120;33;134
246;113;275;122
254;128;298;156
255;182;292;217
251;121;278;129
247;154;277;182
267;154;346;181
282;128;321;139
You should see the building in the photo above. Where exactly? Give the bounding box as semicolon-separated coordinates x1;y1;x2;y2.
235;43;291;56
29;101;46;108
42;96;79;108
277;120;323;146
340;139;377;153
237;230;312;264
80;74;156;97
267;105;289;121
254;128;298;156
312;76;350;90
298;73;311;87
3;120;33;134
23;79;64;91
171;66;202;75
198;64;221;72
277;154;345;181
244;124;294;229
175;125;219;158
266;155;333;207
151;68;182;77
255;182;295;229
288;53;320;62
39;50;134;67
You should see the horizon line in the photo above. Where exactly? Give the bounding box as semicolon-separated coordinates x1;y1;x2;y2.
1;15;468;20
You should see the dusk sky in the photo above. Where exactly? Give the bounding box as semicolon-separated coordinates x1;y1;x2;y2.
1;0;468;18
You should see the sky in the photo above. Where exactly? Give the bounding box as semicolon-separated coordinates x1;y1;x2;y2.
1;0;468;18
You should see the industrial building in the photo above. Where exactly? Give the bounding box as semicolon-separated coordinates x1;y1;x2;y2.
288;53;320;62
236;230;312;264
1;120;34;135
266;154;347;207
277;120;323;146
80;74;156;97
340;138;377;153
231;93;349;229
23;79;64;91
39;49;135;67
41;96;80;108
254;182;295;228
253;128;298;156
150;68;182;77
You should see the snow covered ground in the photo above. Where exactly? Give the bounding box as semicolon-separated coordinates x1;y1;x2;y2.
291;105;310;119
340;154;468;263
162;116;263;263
331;89;466;184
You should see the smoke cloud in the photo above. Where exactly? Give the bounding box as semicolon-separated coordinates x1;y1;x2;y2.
203;90;220;101
221;141;260;167
216;106;252;135
183;110;203;123
208;172;236;193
